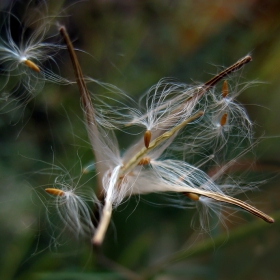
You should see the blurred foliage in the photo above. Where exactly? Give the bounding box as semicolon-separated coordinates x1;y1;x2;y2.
1;0;280;279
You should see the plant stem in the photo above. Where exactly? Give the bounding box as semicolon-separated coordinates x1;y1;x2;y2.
188;189;274;223
203;56;252;89
120;111;204;176
92;201;112;245
59;26;103;197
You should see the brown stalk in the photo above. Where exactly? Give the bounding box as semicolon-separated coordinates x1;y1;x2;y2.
176;56;252;112
59;27;95;125
126;56;252;129
204;56;252;89
186;189;274;223
126;55;253;153
59;27;103;197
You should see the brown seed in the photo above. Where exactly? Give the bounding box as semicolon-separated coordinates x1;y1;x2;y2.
45;188;65;196
185;192;200;201
24;59;40;73
222;80;228;98
144;130;152;148
220;113;228;126
138;157;150;165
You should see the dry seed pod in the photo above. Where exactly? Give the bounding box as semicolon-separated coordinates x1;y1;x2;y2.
45;188;65;196
144;130;152;148
222;80;228;98
24;59;40;72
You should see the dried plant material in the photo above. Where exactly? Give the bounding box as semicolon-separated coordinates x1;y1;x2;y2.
185;192;200;201
45;188;65;196
0;1;273;248
220;113;228;126
0;1;71;112
222;80;228;98
92;203;112;245
24;59;40;72
121;111;204;176
191;189;274;224
204;56;252;89
138;157;151;165
144;130;152;148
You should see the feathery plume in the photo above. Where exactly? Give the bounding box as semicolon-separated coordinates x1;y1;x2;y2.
0;0;71;111
1;2;273;246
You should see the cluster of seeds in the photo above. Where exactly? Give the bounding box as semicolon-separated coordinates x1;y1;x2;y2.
0;1;273;246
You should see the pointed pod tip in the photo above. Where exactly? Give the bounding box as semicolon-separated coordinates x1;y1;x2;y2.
268;217;274;224
245;55;252;62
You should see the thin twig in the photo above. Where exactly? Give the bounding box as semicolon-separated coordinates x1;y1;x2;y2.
59;27;95;124
59;26;103;197
203;55;252;89
186;189;274;223
126;56;252;127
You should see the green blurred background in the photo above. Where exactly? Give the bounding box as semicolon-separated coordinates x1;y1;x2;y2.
0;0;280;279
